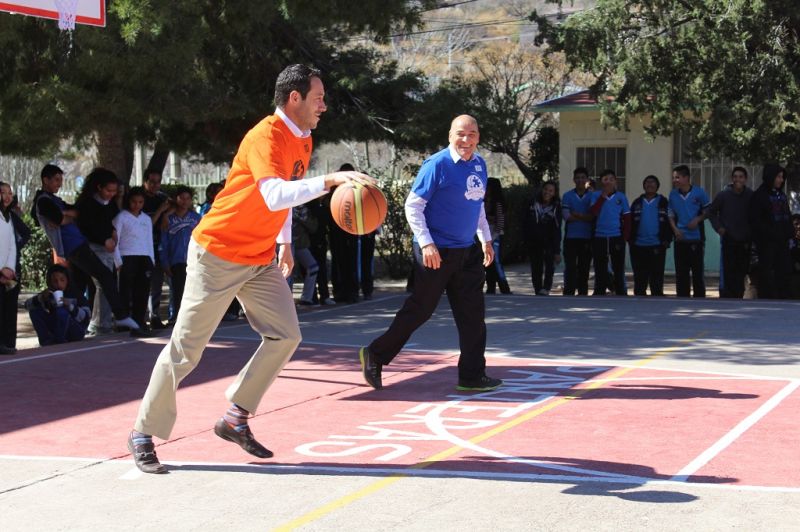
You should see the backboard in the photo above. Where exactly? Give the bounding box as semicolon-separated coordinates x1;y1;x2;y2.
0;0;106;27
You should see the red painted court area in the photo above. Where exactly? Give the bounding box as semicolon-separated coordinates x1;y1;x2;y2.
1;337;798;490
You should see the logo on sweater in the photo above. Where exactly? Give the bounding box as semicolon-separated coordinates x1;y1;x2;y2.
464;174;485;201
291;160;305;181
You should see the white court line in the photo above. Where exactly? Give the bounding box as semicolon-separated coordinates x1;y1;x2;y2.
0;340;139;366
219;294;405;332
3;455;799;493
204;340;798;383
209;336;461;357
488;352;799;382
0;454;105;462
670;379;800;482
582;376;777;383
119;468;143;480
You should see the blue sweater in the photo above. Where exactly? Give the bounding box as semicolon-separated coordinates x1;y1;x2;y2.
160;210;200;266
411;147;487;248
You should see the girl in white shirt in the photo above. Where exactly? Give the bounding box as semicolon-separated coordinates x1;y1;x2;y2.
113;187;155;331
0;182;18;354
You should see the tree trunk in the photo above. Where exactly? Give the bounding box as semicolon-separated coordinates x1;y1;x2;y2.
147;142;170;175
96;125;134;186
506;151;538;187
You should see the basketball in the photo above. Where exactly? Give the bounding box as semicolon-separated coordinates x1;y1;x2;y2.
330;182;388;235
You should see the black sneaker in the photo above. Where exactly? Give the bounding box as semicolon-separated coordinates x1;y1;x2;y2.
456;375;503;391
127;432;166;474
358;346;382;390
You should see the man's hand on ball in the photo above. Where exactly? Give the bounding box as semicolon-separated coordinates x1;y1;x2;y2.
324;171;375;190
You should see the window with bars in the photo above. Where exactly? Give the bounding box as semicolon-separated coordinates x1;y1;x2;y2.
672;129;760;198
576;146;627;193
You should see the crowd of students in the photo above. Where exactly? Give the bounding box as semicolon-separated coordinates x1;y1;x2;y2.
2;160;795;354
490;164;800;299
0;162;377;352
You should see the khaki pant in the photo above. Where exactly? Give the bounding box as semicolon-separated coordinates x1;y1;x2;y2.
134;239;301;440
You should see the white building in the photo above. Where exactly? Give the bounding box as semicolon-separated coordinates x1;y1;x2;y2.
535;90;766;273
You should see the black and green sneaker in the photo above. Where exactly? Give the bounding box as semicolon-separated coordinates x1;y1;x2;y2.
456;375;503;391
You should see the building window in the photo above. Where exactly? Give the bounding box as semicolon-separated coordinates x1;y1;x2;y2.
576;146;627;193
672;129;760;198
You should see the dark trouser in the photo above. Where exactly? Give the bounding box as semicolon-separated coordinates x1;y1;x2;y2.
0;283;20;348
310;240;330;302
168;263;188;320
29;306;87;346
360;233;375;297
630;244;666;296
120;255;154;328
529;244;556;292
369;242;487;381
150;257;165;322
330;231;359;303
67;243;128;319
485;238;510;293
674;241;705;297
563;238;592;295
592;236;627;295
720;239;751;299
756;240;791;299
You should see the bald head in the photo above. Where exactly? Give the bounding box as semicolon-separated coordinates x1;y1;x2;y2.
448;115;480;161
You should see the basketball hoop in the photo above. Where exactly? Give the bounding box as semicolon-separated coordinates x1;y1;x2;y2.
55;0;79;30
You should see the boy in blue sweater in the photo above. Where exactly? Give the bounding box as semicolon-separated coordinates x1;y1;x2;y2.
589;169;631;296
160;186;201;322
668;165;710;297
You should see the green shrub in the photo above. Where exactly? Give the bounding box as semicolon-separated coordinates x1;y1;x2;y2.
19;213;53;290
374;174;413;279
500;183;535;264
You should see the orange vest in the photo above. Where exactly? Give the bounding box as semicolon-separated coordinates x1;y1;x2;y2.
193;115;312;264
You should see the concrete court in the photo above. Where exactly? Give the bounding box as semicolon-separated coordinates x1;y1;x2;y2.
1;272;800;531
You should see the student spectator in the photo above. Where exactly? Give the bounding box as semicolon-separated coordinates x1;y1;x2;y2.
524;181;562;296
590;169;630;296
0;182;29;354
307;192;335;305
75;168;122;334
291;203;319;306
142;169;171;329
789;214;800;299
561;167;593;296
198;182;224;216
31;164;139;330
114;186;155;331
708;167;754;298
630;175;671;296
160;186;200;321
359;230;377;300
749;163;793;299
0;182;23;354
27;264;91;346
197;181;240;321
668;165;710;298
484;177;511;295
329;164;359;303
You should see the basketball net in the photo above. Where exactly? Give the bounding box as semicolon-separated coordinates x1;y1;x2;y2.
55;0;79;31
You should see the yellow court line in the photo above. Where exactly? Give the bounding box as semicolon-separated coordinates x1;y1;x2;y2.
273;333;706;531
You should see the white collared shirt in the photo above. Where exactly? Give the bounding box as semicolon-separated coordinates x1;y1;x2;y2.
406;144;492;247
259;107;325;244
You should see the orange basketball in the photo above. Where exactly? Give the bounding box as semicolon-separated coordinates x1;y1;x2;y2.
330;182;388;235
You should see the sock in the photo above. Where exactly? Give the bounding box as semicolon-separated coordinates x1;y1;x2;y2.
131;430;152;447
223;404;250;433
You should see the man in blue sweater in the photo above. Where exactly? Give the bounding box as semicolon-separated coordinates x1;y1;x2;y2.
358;115;501;392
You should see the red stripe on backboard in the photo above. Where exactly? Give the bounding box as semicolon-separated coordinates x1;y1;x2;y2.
0;1;106;27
